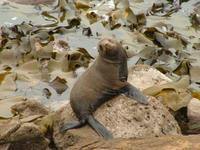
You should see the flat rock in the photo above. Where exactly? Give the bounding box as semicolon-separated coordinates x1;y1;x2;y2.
11;99;49;117
53;65;181;149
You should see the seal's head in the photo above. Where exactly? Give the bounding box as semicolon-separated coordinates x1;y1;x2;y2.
98;37;127;63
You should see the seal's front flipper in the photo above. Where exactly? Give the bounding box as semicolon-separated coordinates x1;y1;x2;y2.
87;115;113;139
60;120;86;133
122;83;148;105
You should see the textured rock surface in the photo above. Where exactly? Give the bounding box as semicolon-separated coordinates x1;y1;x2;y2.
0;100;51;150
11;100;49;117
67;135;200;150
95;96;180;138
53;65;181;149
53;96;181;149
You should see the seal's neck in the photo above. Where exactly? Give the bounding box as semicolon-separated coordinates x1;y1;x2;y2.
94;55;119;71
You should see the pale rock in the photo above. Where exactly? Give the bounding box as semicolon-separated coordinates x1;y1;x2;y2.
187;98;200;122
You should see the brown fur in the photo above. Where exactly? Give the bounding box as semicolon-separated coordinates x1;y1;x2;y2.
70;38;128;120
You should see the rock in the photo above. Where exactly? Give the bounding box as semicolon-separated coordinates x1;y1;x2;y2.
67;135;200;150
53;65;181;149
0;100;51;150
187;98;200;134
187;98;200;122
128;65;172;90
2;123;44;143
131;66;193;134
11;99;49;117
53;96;181;149
0;119;50;150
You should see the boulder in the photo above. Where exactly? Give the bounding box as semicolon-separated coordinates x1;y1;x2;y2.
0;100;51;150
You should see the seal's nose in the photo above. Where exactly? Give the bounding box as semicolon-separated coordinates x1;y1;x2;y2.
99;39;110;50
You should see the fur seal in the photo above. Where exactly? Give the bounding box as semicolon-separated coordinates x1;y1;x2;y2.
60;37;148;139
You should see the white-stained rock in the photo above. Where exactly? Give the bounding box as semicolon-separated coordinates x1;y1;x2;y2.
128;65;172;90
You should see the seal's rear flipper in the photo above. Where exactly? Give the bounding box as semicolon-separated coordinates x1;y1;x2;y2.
60;116;113;139
122;83;148;105
60;120;86;133
87;115;113;139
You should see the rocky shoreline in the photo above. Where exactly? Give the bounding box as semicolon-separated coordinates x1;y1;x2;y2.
0;65;199;150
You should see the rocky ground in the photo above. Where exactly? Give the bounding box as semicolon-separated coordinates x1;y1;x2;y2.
0;0;200;149
0;65;199;150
